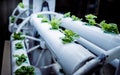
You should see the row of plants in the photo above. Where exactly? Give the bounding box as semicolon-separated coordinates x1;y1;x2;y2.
15;66;34;75
12;32;35;75
63;12;119;34
37;14;80;44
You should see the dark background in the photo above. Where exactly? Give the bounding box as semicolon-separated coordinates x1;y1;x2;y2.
0;0;120;73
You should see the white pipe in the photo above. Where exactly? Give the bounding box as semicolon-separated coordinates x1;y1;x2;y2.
35;50;45;66
27;45;40;53
77;37;106;55
73;57;101;75
16;16;30;33
25;35;41;42
30;14;95;74
106;46;120;62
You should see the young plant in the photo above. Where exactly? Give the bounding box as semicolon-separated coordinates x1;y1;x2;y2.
99;20;119;34
15;42;23;49
37;14;44;18
85;14;97;25
13;54;27;66
50;17;61;30
62;29;79;44
10;16;15;23
63;12;71;18
19;2;24;8
41;17;49;23
15;66;35;75
71;15;82;21
12;32;25;40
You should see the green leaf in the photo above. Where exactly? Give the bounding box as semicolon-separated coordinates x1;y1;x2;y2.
63;12;71;18
41;17;49;23
15;54;27;66
50;17;61;30
99;20;119;34
12;32;25;40
15;66;35;75
10;16;15;23
71;15;82;21
85;14;97;26
37;14;44;18
19;2;24;8
85;14;97;19
62;29;80;44
15;42;23;49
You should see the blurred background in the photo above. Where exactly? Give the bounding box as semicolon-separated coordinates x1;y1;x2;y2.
0;0;120;72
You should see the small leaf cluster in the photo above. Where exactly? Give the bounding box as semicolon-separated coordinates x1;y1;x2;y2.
37;14;49;23
13;54;27;66
37;14;44;18
12;32;25;40
63;12;82;21
62;29;79;44
63;12;71;18
99;20;119;34
19;2;24;8
15;42;23;49
85;14;97;25
15;66;35;75
10;16;15;23
50;17;61;30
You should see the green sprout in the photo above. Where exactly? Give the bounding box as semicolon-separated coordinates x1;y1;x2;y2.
19;2;24;8
10;16;15;23
15;42;23;49
15;66;35;75
50;17;61;30
62;29;79;44
99;20;119;34
63;12;71;18
13;54;27;66
41;17;49;23
85;14;97;25
71;15;82;21
37;14;44;18
12;32;25;40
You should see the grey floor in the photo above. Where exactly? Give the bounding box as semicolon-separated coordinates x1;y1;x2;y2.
1;41;116;75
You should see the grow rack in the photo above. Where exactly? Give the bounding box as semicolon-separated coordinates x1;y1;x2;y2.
9;0;120;75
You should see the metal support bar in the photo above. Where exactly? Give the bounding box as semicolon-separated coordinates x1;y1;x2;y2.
25;35;41;42
73;54;106;75
27;45;40;53
115;58;120;75
35;49;45;66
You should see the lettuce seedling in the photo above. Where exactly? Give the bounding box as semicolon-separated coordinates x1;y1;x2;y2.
12;32;25;40
10;16;15;23
41;17;49;23
71;15;82;21
99;20;119;34
50;17;61;30
15;66;35;75
13;54;27;66
85;14;97;25
62;29;79;44
19;2;24;8
63;12;71;18
15;42;23;49
37;14;44;18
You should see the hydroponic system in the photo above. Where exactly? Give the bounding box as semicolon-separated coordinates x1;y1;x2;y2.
9;0;120;75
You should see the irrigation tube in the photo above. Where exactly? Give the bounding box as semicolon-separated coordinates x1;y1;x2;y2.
15;11;120;74
30;13;95;74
